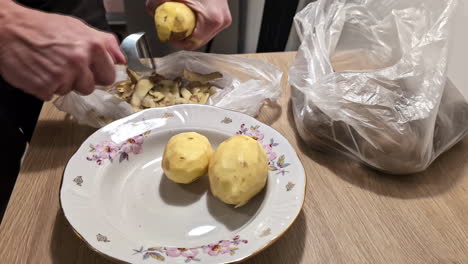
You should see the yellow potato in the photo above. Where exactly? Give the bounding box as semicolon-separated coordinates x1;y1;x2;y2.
209;135;268;207
162;132;213;184
154;2;196;42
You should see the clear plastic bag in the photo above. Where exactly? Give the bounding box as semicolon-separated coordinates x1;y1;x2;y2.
289;0;468;174
54;51;282;128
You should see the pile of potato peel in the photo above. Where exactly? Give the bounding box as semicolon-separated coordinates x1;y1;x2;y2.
111;68;223;112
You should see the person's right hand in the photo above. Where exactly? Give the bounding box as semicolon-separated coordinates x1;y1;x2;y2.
0;2;126;101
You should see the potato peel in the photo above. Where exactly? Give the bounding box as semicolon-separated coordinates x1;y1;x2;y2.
113;67;222;110
183;69;223;83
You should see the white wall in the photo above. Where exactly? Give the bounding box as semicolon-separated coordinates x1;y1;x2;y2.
447;0;468;98
240;0;265;53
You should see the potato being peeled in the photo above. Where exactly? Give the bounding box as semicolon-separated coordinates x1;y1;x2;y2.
162;132;213;184
209;135;268;207
154;2;196;42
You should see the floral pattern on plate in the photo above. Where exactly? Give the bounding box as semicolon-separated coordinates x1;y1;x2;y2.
134;235;248;262
86;131;150;165
61;105;305;264
236;124;291;175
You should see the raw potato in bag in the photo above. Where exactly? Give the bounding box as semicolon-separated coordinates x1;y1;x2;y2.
289;0;468;174
54;51;282;128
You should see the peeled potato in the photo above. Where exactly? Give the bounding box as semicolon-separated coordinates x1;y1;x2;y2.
154;2;196;42
209;135;268;207
162;132;213;184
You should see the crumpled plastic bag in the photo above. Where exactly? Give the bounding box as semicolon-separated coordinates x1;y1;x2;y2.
289;0;468;174
54;51;282;128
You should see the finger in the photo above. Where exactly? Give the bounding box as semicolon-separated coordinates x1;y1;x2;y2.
90;45;116;86
146;0;170;16
40;93;54;101
34;84;54;101
73;66;95;96
31;72;58;101
105;34;127;64
170;10;228;51
145;0;158;16
170;39;203;51
27;54;65;100
32;87;53;101
53;69;74;96
170;21;215;50
169;24;209;50
55;84;71;96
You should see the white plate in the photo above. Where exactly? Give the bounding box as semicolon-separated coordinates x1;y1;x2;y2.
60;104;305;264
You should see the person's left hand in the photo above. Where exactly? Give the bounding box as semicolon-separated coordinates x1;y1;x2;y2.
145;0;232;50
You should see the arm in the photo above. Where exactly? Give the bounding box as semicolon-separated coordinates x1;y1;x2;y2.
146;0;232;50
0;1;126;100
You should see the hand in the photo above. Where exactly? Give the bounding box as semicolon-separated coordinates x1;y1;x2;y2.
146;0;232;50
0;2;126;101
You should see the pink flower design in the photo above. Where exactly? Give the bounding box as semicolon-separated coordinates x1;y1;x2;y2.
237;124;264;142
203;241;231;256
87;131;150;164
120;135;144;154
135;235;248;261
263;143;277;161
182;248;199;258
94;141;118;160
165;248;199;258
232;235;248;245
165;248;182;257
245;129;264;142
236;124;249;135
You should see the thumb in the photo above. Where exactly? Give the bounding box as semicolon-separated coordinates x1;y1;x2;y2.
169;16;215;50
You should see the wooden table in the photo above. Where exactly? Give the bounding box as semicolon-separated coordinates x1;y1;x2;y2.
1;52;468;264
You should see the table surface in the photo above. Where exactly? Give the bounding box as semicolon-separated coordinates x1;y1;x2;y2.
1;52;468;264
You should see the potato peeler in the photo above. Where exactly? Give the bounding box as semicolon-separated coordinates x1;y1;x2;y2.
120;32;157;74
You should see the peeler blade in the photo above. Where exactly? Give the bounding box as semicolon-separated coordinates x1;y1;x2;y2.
120;32;157;73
